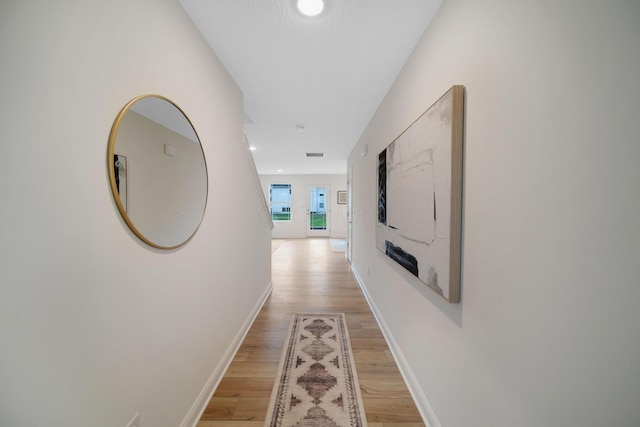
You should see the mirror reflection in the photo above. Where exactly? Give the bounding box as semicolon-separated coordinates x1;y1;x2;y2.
108;95;208;249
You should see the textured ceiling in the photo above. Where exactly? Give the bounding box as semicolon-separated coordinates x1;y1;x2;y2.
178;0;442;174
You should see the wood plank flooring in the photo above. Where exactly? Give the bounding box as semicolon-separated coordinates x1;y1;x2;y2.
197;238;424;427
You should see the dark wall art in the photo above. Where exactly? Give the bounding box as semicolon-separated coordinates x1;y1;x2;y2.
376;85;464;303
113;154;127;212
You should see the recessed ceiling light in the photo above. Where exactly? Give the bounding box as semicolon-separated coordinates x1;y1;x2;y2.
277;169;283;173
249;146;257;151
297;0;324;17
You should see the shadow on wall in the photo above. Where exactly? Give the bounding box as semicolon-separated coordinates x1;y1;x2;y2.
378;252;463;327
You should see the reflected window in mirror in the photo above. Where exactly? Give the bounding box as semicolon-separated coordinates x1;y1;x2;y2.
270;184;292;221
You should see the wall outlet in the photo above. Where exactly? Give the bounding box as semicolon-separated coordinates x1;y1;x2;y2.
126;413;139;427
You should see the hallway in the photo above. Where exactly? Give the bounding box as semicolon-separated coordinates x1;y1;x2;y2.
197;238;425;426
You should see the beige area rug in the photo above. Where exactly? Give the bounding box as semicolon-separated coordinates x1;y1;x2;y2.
272;239;286;253
264;313;368;427
330;239;347;253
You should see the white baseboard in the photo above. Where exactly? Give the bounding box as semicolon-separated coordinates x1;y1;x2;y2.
271;234;306;239
351;266;441;427
181;282;273;427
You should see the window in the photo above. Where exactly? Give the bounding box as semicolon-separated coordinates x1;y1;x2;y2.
270;184;292;221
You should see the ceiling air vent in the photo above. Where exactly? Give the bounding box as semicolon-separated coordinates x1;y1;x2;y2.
306;152;324;157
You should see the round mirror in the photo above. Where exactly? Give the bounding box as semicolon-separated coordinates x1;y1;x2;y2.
107;95;208;249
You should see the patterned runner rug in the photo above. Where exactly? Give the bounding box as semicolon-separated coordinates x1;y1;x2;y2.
264;313;368;427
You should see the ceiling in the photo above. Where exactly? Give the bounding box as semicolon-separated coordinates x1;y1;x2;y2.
178;0;442;175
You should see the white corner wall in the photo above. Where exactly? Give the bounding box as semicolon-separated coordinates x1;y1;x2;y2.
0;1;272;427
260;174;348;239
348;0;640;426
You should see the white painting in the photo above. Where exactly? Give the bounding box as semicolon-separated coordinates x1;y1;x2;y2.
376;86;464;302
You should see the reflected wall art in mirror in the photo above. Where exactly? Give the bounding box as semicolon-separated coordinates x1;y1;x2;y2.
107;95;208;249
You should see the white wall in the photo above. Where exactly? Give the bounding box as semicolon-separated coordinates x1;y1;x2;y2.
260;174;348;239
0;1;272;427
348;0;640;426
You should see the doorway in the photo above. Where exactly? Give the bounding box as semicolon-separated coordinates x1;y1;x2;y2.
347;167;353;263
306;185;330;237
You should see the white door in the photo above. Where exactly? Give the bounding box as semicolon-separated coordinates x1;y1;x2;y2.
347;167;353;262
306;185;330;237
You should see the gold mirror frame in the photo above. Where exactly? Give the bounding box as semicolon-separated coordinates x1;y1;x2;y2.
107;95;208;249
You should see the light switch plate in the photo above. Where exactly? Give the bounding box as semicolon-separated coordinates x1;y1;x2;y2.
164;144;176;157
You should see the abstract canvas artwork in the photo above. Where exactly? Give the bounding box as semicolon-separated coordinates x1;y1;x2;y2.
376;85;464;303
113;154;127;212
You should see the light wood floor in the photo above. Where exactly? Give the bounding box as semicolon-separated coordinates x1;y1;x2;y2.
197;238;424;427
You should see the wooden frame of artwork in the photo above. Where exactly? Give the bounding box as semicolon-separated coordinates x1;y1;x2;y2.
337;190;347;204
376;85;464;303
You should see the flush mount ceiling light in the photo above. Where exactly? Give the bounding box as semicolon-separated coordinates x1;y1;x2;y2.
297;0;324;17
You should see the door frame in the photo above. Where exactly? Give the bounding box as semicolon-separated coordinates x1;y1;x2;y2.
347;167;353;262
